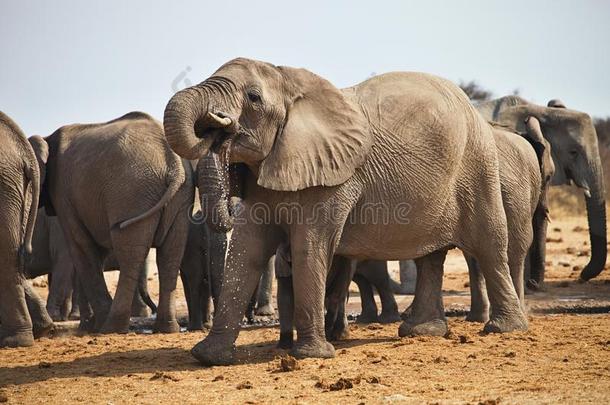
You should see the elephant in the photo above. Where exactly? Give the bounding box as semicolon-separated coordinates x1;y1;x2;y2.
164;58;527;365
29;112;194;333
476;96;606;283
0;111;53;348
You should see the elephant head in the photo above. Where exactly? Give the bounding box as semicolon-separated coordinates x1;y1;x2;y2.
477;96;607;280
164;58;371;230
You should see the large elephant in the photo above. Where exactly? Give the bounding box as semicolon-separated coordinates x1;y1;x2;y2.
29;112;194;333
476;96;606;282
0;111;51;348
164;58;526;365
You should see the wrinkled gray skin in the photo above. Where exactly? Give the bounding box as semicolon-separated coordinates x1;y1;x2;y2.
477;96;607;283
0;111;50;348
29;112;193;333
164;58;526;365
24;208;156;321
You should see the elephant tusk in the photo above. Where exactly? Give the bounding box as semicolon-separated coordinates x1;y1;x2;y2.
583;188;592;198
207;112;233;128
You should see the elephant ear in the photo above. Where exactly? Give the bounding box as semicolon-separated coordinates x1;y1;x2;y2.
28;135;55;216
524;116;555;184
257;66;372;191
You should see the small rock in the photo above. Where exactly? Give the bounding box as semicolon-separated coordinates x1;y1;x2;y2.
433;356;449;364
546;237;563;243
212;375;224;382
367;323;383;330
572;265;582;272
276;354;300;372
558;261;571;267
504;351;516;358
572;226;586;232
552;227;562;232
577;250;590;257
237;381;253;390
149;372;180;382
459;335;474;344
566;247;577;254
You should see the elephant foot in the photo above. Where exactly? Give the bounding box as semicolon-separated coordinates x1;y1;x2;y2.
188;321;204;332
483;313;528;334
326;323;350;342
277;331;294;349
254;304;274;316
378;311;402;324
191;336;236;366
153;319;180;334
398;319;448;337
68;307;80;321
100;317;130;334
291;339;335;359
356;312;379;324
465;308;489;323
0;331;34;348
33;321;55;339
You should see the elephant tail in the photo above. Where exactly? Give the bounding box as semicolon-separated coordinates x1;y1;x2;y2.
117;152;186;230
23;159;40;255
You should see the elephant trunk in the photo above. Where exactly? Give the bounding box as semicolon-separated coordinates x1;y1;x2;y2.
580;161;607;280
198;151;234;233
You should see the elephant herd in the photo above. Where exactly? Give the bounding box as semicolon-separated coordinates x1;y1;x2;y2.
0;58;605;367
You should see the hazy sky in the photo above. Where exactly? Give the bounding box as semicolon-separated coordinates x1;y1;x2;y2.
1;0;609;135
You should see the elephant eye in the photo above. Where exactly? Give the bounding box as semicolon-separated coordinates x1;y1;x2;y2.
247;90;262;103
569;150;578;158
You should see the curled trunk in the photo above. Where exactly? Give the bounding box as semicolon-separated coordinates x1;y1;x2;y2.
163;87;212;160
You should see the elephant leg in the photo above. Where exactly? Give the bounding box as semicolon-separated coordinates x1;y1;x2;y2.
153;220;188;334
392;260;417;295
255;257;275;316
0;272;33;348
325;256;355;341
353;273;379;323
398;250;448;337
61;217;110;331
289;228;337;360
191;222;281;366
472;246;528;334
465;254;490;323
276;275;294;349
24;282;54;338
101;222;153;333
370;261;401;323
46;255;74;322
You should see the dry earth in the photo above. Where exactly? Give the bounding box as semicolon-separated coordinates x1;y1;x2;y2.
1;215;609;404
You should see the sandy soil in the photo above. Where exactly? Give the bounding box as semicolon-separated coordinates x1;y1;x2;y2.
2;215;610;404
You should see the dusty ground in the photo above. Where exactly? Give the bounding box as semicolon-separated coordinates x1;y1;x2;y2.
2;215;610;404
